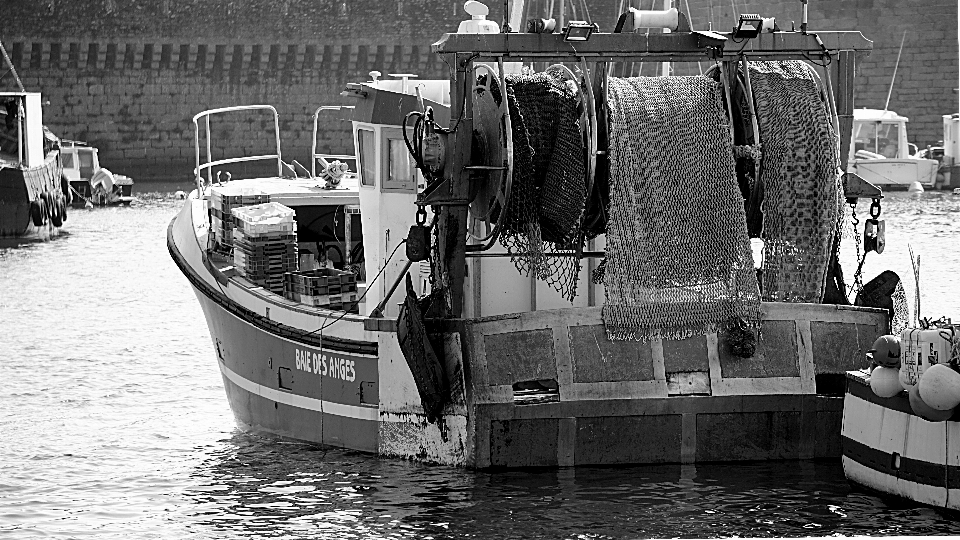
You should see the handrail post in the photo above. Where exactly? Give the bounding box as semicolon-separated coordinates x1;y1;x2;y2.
273;108;282;177
204;115;212;186
194;118;201;195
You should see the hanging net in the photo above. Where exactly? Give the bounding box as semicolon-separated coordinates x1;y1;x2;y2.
602;75;761;341
499;71;587;301
747;60;844;303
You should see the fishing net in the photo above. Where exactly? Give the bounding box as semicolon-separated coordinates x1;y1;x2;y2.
499;71;587;301
747;60;844;303
602;75;761;341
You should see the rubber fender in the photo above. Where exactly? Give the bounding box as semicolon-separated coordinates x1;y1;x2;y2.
50;198;63;228
30;200;44;227
60;199;68;222
61;173;73;205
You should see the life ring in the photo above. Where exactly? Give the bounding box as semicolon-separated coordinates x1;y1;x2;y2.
30;199;44;227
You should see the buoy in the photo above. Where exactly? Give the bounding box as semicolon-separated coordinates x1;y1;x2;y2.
870;366;903;398
908;384;954;422
918;364;960;411
907;181;924;194
175;190;186;200
869;335;901;368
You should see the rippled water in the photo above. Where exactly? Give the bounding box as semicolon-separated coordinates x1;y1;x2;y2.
1;186;959;538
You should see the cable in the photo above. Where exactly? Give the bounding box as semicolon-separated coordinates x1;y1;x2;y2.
303;238;408;336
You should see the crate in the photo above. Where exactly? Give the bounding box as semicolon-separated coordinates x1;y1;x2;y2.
284;268;357;288
284;289;359;311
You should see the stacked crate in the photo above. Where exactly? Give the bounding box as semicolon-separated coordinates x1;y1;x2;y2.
209;186;269;248
284;268;359;312
232;202;298;294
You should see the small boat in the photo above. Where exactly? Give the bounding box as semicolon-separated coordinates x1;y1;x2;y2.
842;327;960;511
848;108;939;190
0;40;68;238
61;141;135;207
170;6;887;468
0;91;67;238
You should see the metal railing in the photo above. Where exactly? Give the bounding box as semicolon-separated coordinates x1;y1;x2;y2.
311;105;355;178
193;105;282;194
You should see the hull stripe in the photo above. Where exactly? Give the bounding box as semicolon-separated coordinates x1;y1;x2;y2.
218;360;379;421
842;435;955;488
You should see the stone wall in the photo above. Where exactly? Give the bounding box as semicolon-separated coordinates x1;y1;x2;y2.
1;0;956;175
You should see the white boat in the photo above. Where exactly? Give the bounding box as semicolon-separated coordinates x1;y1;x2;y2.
842;329;960;510
848;108;939;190
169;8;885;468
61;141;135;207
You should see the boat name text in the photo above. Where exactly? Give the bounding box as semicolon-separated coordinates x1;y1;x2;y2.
294;349;356;382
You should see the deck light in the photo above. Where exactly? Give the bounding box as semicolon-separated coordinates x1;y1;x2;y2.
733;14;763;39
563;21;598;42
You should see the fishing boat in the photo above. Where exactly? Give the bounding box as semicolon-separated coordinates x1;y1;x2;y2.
0;40;67;238
169;6;888;468
61;141;135;207
842;327;960;511
848;108;939;190
0;90;67;238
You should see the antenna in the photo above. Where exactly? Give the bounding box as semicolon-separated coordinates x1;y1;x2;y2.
883;31;907;113
0;39;25;92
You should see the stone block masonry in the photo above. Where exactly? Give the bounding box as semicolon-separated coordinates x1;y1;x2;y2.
0;0;956;173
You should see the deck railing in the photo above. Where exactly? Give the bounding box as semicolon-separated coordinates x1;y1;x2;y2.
192;105;282;195
310;105;355;178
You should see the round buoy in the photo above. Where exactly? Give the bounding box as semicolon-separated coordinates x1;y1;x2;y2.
918;364;960;411
908;181;924;194
870;366;903;398
908;384;953;422
174;190;186;200
869;335;901;368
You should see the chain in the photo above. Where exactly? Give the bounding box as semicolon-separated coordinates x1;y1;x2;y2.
849;201;865;297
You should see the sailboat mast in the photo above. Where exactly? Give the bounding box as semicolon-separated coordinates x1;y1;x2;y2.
883;31;907;113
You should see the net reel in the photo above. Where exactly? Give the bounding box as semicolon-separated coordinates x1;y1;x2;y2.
467;62;513;245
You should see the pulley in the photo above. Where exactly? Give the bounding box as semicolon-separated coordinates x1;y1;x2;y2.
863;198;885;254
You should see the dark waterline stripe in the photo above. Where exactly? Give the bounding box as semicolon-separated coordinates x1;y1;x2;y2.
842;435;959;489
167;216;378;356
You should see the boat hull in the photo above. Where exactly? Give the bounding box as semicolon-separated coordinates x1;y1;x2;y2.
849;158;939;189
841;371;960;510
0;153;64;237
169;198;892;469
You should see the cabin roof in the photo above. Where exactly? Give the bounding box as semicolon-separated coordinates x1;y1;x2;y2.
854;108;909;122
210;176;360;207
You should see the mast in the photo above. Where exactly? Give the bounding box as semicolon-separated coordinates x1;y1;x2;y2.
883;31;907;113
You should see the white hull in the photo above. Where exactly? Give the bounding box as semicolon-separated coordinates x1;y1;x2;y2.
849;158;939;189
842;370;960;510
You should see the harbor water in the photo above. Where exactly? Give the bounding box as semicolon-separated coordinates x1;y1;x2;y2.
2;186;960;538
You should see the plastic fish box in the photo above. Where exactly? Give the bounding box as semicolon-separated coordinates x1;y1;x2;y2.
211;186;269;207
235;230;297;243
287;268;358;288
236;221;298;237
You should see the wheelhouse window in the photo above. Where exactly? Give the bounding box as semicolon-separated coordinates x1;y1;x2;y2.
62;152;75;169
357;129;375;187
384;138;414;191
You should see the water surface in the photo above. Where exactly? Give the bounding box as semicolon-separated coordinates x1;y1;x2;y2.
1;187;958;538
